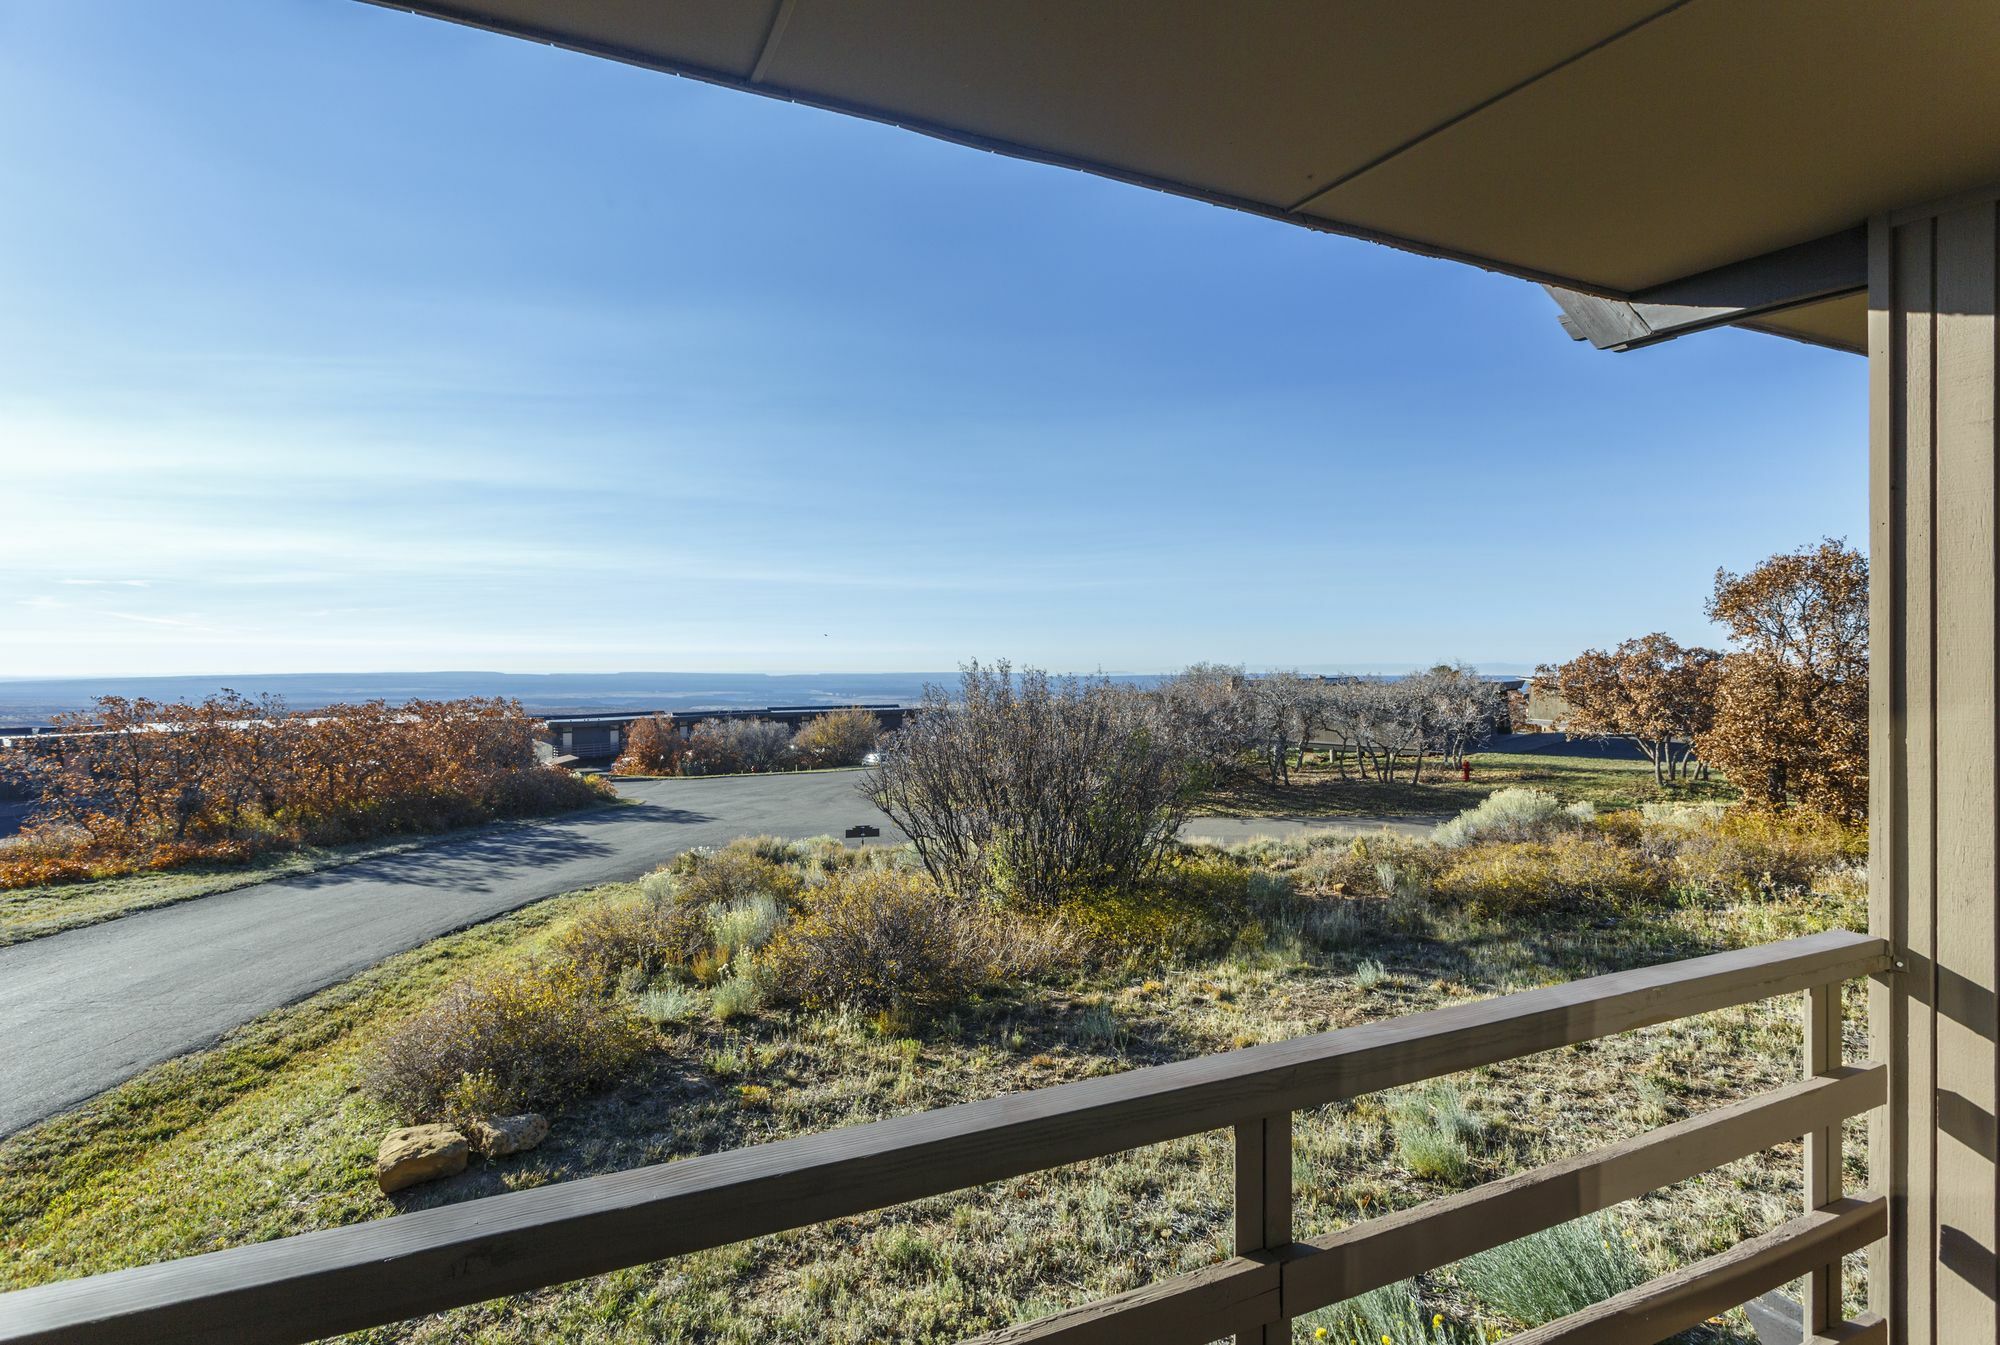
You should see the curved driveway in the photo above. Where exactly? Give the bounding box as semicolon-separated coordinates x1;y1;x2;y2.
0;773;1433;1138
0;772;898;1138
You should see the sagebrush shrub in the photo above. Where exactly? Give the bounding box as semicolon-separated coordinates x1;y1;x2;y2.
670;843;805;910
708;894;783;960
364;961;650;1124
1390;1082;1485;1184
710;962;764;1021
635;982;703;1025
1458;1212;1649;1328
1297;1278;1479;1345
1431;787;1575;849
556;897;666;982
759;869;1043;1014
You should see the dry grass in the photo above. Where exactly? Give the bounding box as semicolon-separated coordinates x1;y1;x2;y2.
0;827;1866;1343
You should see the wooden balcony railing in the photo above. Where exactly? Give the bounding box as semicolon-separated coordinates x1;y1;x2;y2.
0;929;1893;1345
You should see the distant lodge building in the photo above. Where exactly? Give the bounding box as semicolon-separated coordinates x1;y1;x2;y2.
542;704;913;767
0;707;915;776
1520;683;1574;734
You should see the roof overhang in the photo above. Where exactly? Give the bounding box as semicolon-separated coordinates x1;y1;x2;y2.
366;1;2000;356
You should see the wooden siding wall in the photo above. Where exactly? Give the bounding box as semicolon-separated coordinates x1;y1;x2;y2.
1870;189;2000;1344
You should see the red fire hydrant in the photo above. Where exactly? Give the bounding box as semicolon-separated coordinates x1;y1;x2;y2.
1461;758;1472;783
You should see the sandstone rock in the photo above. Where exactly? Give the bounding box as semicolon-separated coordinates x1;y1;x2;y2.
376;1124;468;1194
468;1112;549;1157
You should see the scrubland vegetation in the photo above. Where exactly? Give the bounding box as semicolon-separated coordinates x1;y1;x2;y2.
1;792;1867;1342
0;695;614;890
0;540;1875;1337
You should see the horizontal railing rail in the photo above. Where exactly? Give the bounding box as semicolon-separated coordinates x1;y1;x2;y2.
0;929;1893;1345
966;1067;1888;1344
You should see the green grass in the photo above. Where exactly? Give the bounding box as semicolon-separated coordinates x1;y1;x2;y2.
0;802;628;948
0;836;1860;1342
1195;748;1737;821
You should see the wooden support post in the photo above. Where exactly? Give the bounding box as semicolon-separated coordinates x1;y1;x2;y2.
1807;982;1844;1332
1870;186;2000;1345
1234;1113;1292;1345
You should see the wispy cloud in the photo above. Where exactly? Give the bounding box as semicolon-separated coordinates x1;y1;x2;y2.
100;609;206;629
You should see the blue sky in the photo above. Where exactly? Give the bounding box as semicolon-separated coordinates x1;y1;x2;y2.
0;1;1866;679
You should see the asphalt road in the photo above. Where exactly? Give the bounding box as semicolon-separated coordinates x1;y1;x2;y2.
0;773;1434;1138
1180;814;1439;843
0;772;900;1138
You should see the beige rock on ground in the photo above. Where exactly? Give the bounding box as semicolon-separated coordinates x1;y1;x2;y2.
468;1112;549;1157
376;1124;469;1193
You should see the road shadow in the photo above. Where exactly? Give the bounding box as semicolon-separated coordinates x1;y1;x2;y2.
613;802;717;828
1475;731;1648;760
280;802;725;892
282;834;602;890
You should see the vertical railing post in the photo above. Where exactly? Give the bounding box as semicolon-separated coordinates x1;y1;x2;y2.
1234;1113;1293;1345
1805;980;1843;1333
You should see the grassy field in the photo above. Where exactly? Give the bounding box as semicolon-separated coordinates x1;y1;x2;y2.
0;831;1863;1343
0;801;627;948
1195;747;1736;821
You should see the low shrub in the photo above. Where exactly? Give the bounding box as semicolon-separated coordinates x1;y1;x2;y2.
682;718;794;774
364;961;651;1124
710;964;764;1021
670;843;806;911
709;894;783;961
1431;787;1579;848
483;766;619;818
790;706;882;769
1638;800;1732;829
1055;852;1252;963
1298;1278;1480;1345
0;827;103;886
1390;1082;1485;1184
1458;1212;1650;1329
1431;833;1664;920
635;982;704;1026
1294;842;1369;896
552;891;710;985
1658;807;1867;901
759;869;1045;1017
1298;898;1372;951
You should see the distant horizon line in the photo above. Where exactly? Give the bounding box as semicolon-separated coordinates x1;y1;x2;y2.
0;663;1544;685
